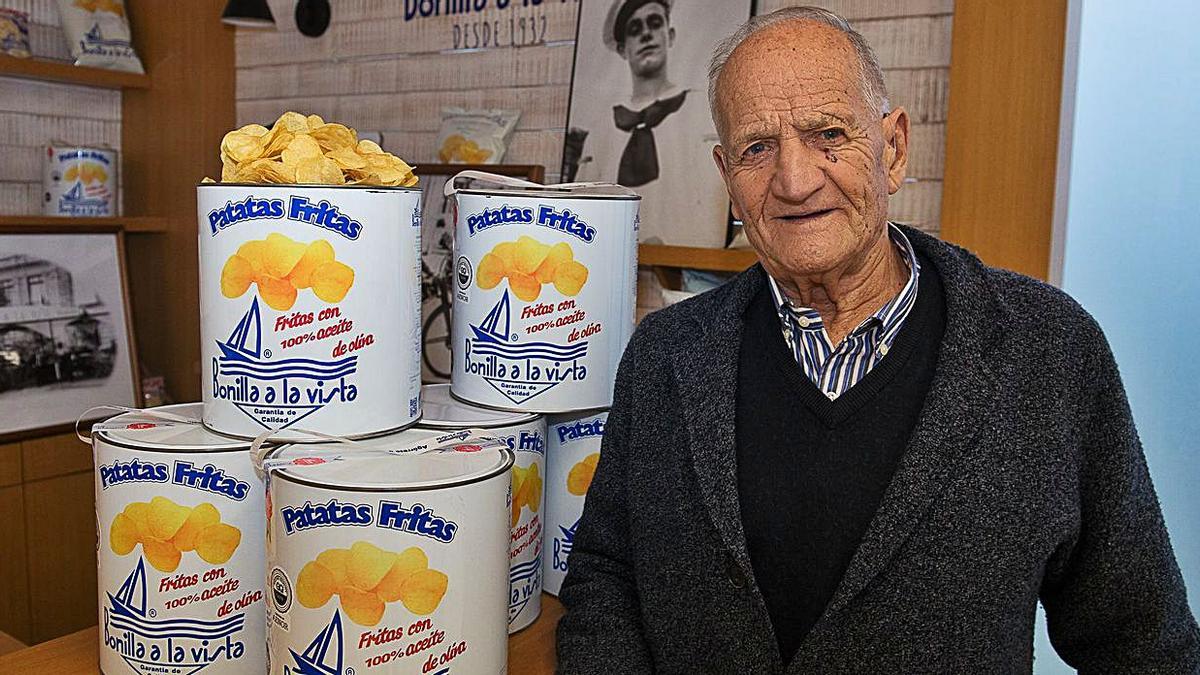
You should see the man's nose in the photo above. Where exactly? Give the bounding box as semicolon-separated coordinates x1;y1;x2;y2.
771;139;826;204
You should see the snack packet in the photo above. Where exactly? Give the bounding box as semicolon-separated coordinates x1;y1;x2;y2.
56;0;145;73
436;107;520;164
0;8;31;58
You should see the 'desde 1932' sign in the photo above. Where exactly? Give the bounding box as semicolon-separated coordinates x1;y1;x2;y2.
404;0;579;51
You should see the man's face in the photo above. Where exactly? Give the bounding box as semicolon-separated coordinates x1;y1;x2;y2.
618;3;673;78
712;21;908;281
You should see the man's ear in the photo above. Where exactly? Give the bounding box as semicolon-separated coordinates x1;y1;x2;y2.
883;107;909;195
668;26;675;47
713;146;745;221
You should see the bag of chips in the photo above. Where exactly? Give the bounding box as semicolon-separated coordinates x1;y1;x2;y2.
56;0;144;73
436;107;520;164
0;8;31;59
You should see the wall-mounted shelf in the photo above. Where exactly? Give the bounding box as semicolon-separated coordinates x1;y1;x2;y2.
0;215;167;233
639;244;758;272
0;54;149;90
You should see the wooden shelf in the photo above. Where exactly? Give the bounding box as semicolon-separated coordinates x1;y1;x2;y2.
0;215;167;233
639;244;758;272
0;54;149;90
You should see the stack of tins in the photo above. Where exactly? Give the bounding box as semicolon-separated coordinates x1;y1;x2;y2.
446;172;640;596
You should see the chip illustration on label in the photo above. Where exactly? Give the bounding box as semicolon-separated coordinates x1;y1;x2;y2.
294;541;448;625
544;410;608;596
109;497;242;572
219;232;355;311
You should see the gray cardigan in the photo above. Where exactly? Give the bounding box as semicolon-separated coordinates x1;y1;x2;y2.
555;227;1199;673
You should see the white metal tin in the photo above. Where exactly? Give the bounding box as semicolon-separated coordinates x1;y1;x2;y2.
449;175;638;412
198;184;423;439
262;431;513;675
416;383;546;633
44;145;117;216
542;409;608;596
92;403;266;674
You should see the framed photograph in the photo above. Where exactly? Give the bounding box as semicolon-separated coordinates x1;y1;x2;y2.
0;230;138;438
414;164;546;382
562;0;753;248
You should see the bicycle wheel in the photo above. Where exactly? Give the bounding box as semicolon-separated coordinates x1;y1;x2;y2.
422;303;453;380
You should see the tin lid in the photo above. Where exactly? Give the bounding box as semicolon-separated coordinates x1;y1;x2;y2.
418;384;540;430
266;431;514;491
95;403;249;452
445;170;640;201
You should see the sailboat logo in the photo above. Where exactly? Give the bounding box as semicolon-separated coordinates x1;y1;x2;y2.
465;290;588;404
103;558;245;674
214;297;359;429
58;180;109;215
286;609;344;675
552;519;578;573
508;553;543;622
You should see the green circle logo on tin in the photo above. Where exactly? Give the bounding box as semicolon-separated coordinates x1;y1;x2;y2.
270;567;293;613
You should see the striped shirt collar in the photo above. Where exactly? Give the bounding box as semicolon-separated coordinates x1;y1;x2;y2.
766;224;921;398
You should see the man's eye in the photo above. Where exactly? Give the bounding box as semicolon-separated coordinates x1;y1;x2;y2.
646;14;665;30
820;128;846;142
744;142;768;157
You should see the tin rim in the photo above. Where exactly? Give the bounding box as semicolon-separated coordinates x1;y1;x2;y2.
455;188;640;201
264;445;515;493
94;403;251;453
418;384;540;429
448;388;610;418
198;182;421;192
199;415;423;443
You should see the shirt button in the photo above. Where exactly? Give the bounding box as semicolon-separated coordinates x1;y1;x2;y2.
726;557;747;589
796;316;812;328
826;391;837;400
878;343;890;357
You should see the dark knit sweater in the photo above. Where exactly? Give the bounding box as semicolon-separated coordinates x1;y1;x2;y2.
736;258;945;664
557;226;1200;674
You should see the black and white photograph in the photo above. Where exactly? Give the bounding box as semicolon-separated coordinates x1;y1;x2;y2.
563;0;752;248
0;233;136;435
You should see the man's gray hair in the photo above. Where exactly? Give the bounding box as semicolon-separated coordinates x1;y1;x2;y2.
708;6;890;132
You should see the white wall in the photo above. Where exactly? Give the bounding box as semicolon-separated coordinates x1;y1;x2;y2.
1037;0;1200;671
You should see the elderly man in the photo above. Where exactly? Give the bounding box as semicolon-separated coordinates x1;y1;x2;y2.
555;6;1199;673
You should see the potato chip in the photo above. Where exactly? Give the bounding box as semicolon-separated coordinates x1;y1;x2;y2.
553;260;589;296
172;502;220;552
220;255;255;298
508;271;541;302
110;512;138;556
275;111;311;133
325;145;368;171
144;537;182;573
475;253;506;290
281;133;324;168
375;547;429;602
259;275;298;311
316;548;351;588
311;124;358;152
492;241;518;269
236;123;270;138
400;569;449;616
221;130;265;164
262;232;307;278
146;496;191;541
287;239;336;289
261;129;296;160
296;560;337;609
236;239;267;275
296;156;346;185
238;158;294;184
123;501;152;539
195;523;241;565
514;236;551;275
340;586;386;626
357;139;384;155
535;242;574;284
346;541;397;592
306;114;325;130
311;261;355;303
567;459;596;496
221;156;240;182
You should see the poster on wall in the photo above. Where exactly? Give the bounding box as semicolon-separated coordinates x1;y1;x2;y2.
0;233;137;435
563;0;751;248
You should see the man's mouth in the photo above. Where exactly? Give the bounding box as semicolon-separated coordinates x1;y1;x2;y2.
777;208;835;223
637;44;660;57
